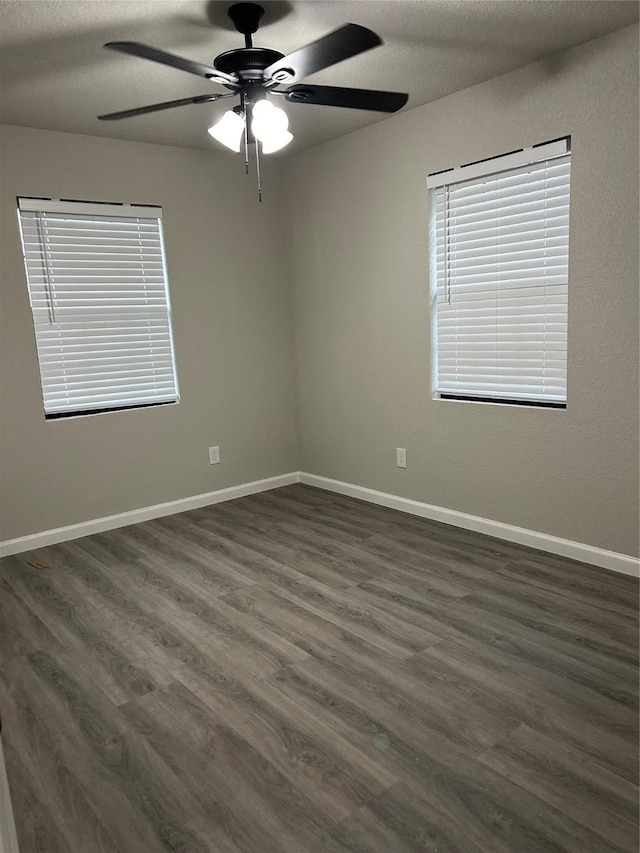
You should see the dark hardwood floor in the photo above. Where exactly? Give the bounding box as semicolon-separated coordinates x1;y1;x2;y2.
0;483;638;853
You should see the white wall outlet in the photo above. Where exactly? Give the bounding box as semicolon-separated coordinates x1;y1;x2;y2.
208;445;220;465
396;447;407;468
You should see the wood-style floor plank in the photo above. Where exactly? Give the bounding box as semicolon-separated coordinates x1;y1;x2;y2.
1;556;162;706
174;653;398;823
1;483;637;853
409;639;638;783
0;660;123;853
0;577;57;665
478;723;638;850
120;681;360;853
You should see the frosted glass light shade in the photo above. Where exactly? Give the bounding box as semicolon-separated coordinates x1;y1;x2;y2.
208;110;244;152
261;130;294;154
251;100;293;153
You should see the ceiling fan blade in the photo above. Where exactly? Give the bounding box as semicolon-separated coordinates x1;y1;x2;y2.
265;23;381;84
104;41;237;85
98;93;231;121
284;84;408;113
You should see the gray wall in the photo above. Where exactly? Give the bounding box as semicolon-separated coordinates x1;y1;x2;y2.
285;25;639;557
0;126;298;540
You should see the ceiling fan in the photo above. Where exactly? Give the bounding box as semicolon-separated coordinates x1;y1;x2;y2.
98;2;408;193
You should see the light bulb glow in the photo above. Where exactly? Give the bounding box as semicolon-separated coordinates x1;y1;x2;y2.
251;100;294;154
207;110;244;152
251;100;288;138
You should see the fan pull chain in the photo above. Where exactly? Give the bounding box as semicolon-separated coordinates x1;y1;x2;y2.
242;94;249;175
255;136;262;202
241;95;261;201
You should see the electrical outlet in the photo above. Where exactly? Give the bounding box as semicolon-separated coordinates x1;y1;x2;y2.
208;445;220;465
396;447;407;468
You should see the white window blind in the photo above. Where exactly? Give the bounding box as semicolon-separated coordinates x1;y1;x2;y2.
18;198;179;418
429;139;571;406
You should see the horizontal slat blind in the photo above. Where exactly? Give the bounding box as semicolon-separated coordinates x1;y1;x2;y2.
432;146;570;405
18;199;179;417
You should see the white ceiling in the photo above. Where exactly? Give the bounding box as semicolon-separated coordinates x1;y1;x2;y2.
1;0;638;156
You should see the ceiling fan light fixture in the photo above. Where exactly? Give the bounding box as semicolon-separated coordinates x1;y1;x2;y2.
260;129;294;154
251;99;294;153
207;107;245;151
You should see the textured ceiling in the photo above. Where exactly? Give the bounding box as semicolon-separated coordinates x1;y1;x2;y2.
1;0;638;156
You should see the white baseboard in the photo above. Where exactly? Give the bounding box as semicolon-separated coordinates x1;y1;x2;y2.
2;469;637;578
0;472;298;558
299;472;640;578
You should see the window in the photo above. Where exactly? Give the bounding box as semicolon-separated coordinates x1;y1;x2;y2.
17;198;179;419
429;138;571;407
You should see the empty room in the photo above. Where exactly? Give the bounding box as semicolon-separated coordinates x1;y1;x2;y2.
0;1;638;851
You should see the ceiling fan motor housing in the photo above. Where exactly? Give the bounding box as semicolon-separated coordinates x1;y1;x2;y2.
214;47;284;82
